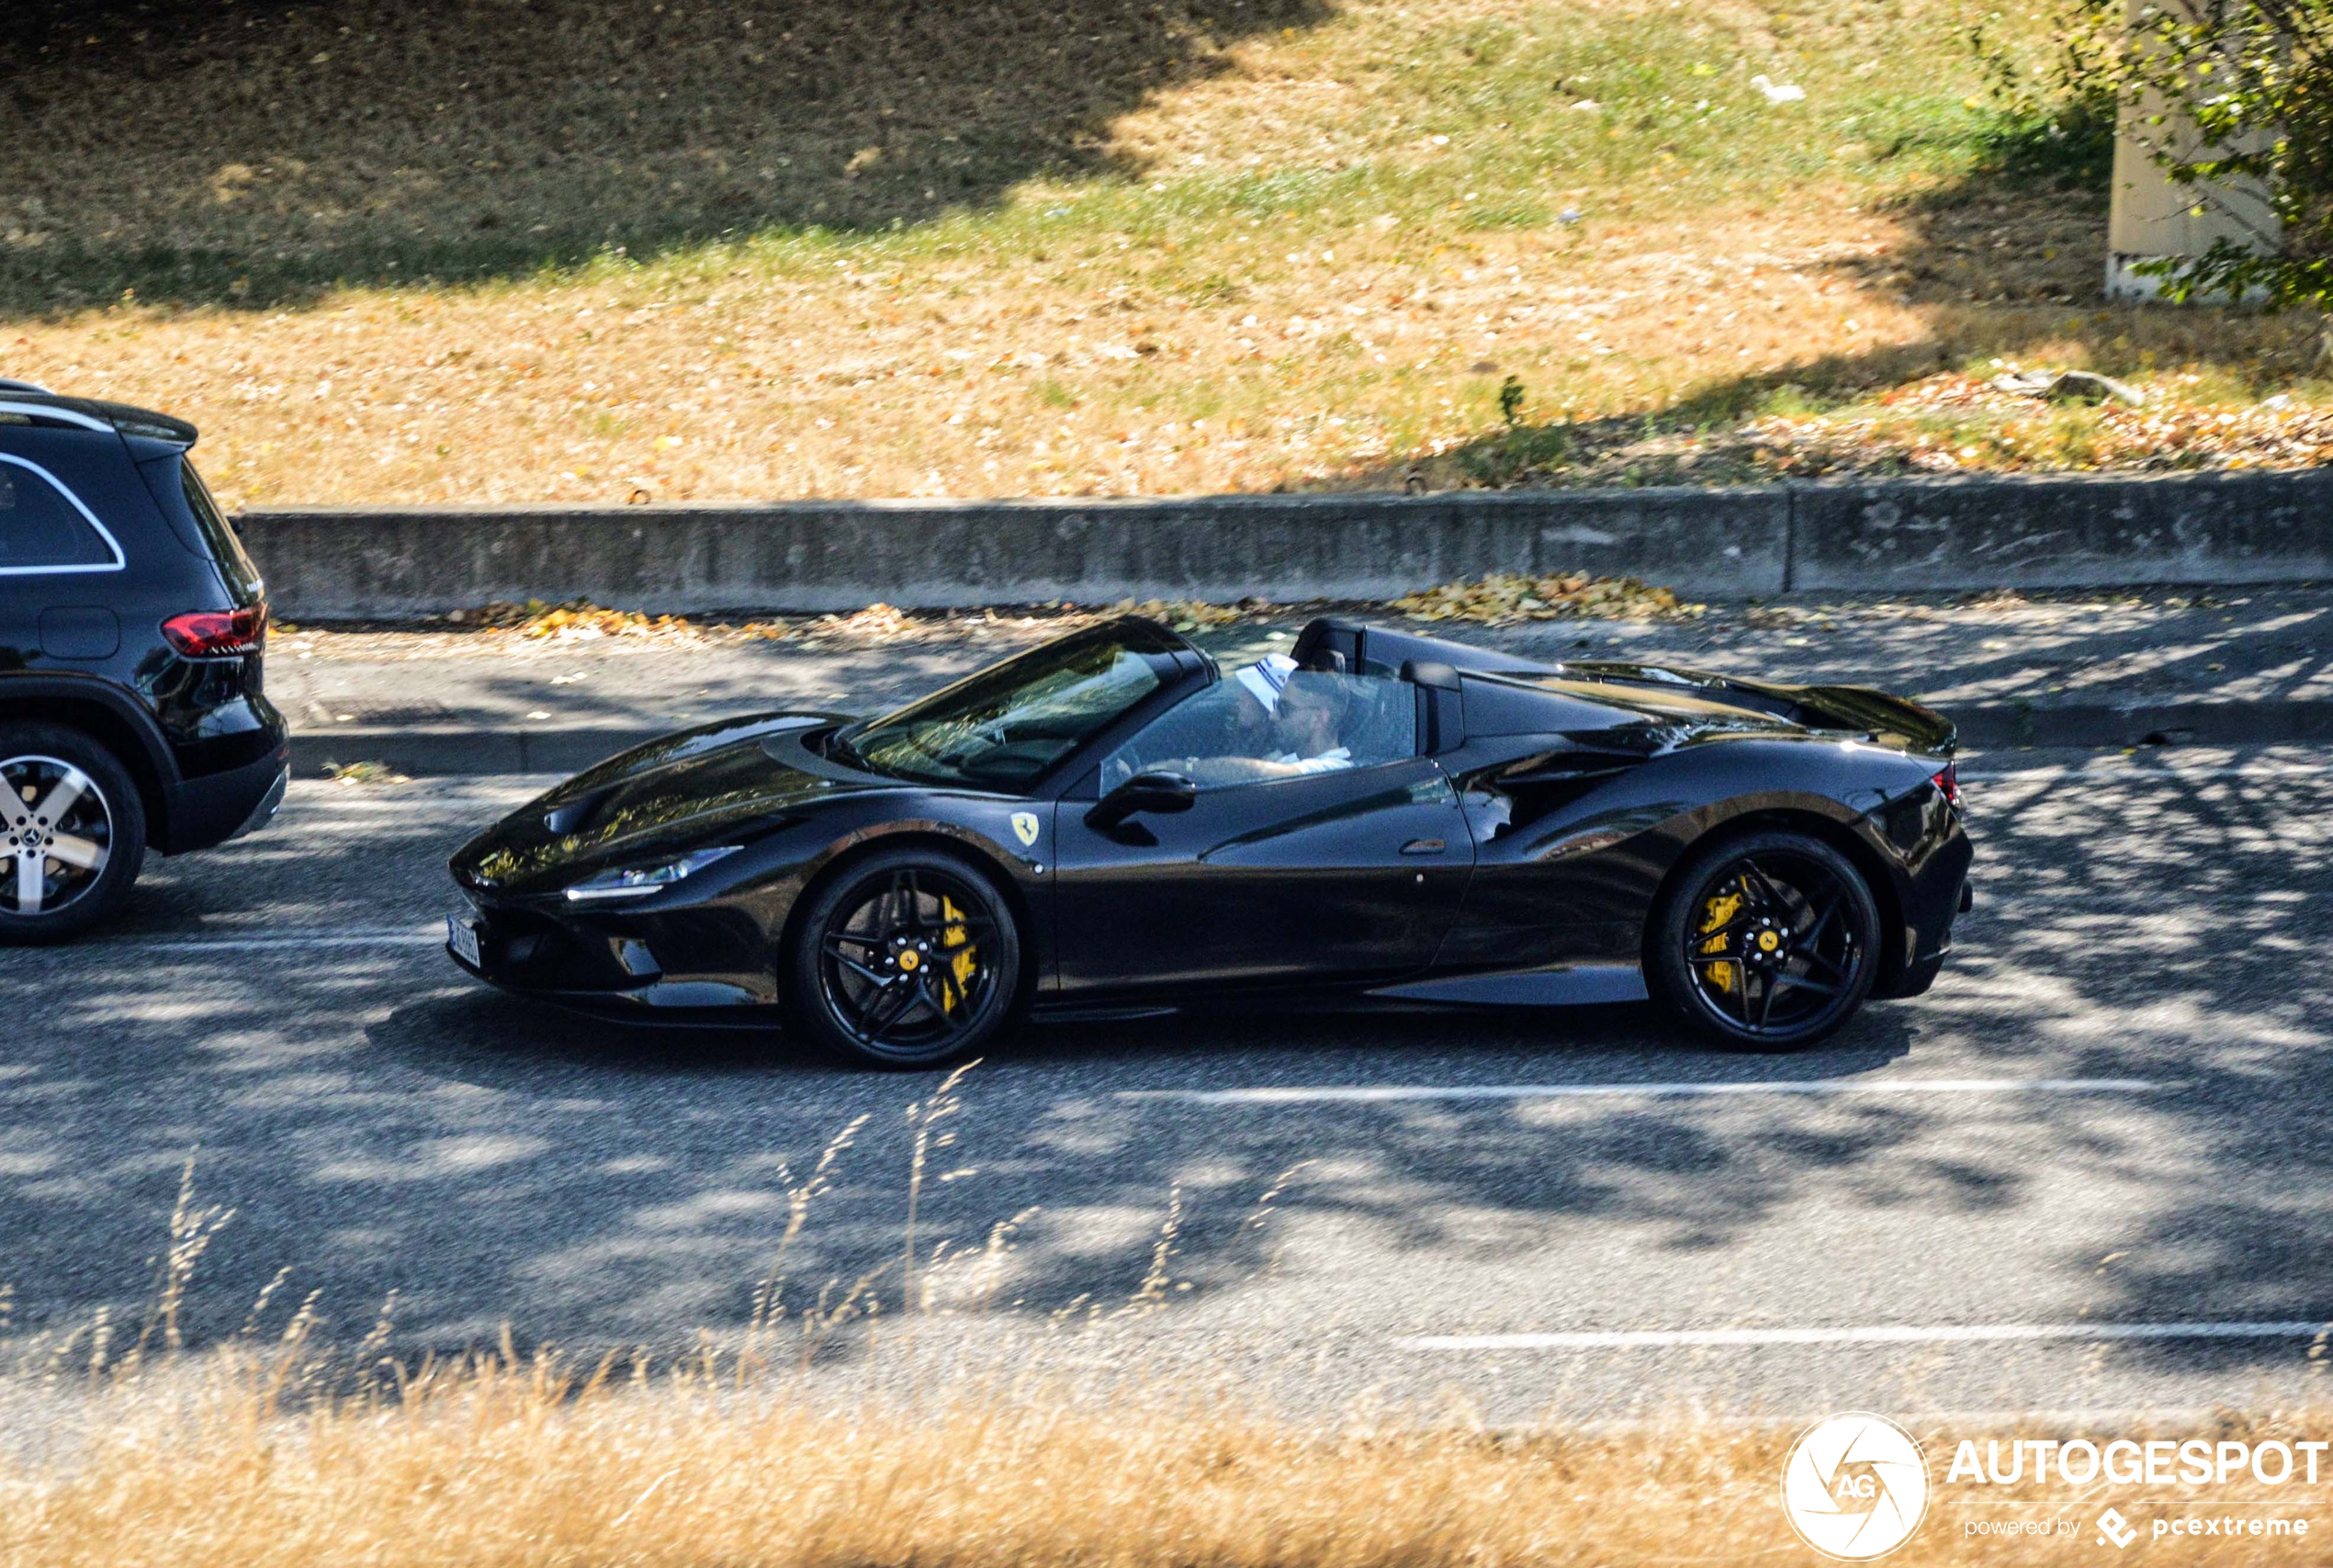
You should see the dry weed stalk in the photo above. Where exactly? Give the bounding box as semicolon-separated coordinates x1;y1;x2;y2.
901;1061;979;1326
131;1156;235;1364
743;1111;872;1371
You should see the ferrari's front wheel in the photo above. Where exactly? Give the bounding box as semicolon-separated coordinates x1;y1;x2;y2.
1650;829;1880;1050
785;846;1023;1069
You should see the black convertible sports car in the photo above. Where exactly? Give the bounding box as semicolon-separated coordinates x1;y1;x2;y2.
446;615;1972;1066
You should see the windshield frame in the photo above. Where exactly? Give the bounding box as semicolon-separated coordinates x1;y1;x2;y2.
834;618;1203;796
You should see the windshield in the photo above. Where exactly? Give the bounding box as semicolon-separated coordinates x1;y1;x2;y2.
840;624;1181;790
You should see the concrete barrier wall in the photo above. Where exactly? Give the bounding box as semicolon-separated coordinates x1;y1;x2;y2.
238;468;2333;618
1791;468;2333;591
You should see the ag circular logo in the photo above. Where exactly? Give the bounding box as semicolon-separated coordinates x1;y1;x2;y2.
1780;1412;1931;1560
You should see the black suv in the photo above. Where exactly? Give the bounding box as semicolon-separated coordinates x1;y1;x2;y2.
0;379;287;941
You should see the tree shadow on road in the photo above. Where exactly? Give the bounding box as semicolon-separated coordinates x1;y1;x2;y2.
3;755;2329;1404
332;980;1943;1342
0;0;1324;318
324;764;2333;1388
1963;761;2333;1374
378;988;801;1084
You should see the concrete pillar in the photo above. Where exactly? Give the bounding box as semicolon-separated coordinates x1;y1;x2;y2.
2105;4;2278;301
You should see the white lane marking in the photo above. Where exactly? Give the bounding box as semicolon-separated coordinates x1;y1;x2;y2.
1118;1078;2159;1106
1961;761;2333;784
1404;1322;2333;1351
104;929;443;953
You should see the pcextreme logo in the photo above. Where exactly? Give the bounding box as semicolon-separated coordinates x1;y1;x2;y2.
1780;1412;1933;1561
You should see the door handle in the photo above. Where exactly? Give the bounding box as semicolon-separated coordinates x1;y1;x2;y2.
1400;838;1447;855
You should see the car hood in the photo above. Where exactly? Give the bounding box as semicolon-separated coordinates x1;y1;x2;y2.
449;712;896;896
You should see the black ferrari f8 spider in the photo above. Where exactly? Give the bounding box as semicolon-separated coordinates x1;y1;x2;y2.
446;615;1972;1066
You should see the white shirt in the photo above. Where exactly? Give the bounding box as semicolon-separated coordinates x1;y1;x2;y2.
1263;745;1353;774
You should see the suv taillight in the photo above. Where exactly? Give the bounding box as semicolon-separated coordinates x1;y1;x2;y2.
1931;761;1960;808
162;604;267;658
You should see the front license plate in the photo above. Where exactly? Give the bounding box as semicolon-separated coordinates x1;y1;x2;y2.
447;916;482;968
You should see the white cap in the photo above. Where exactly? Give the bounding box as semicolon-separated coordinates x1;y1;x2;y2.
1233;654;1298;714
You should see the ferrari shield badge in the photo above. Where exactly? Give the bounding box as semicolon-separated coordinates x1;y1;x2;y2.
1010;811;1041;847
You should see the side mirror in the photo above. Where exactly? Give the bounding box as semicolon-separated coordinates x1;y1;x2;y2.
1086;771;1198;832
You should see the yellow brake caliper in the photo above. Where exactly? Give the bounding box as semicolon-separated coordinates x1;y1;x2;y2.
940;897;975;1014
1699;888;1743;995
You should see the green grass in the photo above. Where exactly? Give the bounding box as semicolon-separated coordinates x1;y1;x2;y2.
4;0;2310;507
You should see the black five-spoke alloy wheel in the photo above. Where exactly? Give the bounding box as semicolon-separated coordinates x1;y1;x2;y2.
787;847;1023;1068
1651;828;1880;1049
0;723;146;944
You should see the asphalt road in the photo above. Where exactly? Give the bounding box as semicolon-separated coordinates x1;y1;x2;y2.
6;747;2332;1422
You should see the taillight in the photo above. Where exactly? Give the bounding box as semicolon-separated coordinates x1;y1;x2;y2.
162;604;267;658
1931;761;1961;808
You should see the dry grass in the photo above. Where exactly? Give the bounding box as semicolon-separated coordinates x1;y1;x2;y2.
3;1350;2330;1567
1390;570;1703;623
7;0;2325;508
285;571;1684;653
4;1099;2329;1564
318;760;411;786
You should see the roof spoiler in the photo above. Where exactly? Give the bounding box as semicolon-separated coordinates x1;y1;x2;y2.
1290;616;1559;680
0;389;196;447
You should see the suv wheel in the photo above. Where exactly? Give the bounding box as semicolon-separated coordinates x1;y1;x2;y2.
0;723;146;943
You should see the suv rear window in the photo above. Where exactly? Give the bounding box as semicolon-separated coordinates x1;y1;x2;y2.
0;458;120;572
179;460;264;602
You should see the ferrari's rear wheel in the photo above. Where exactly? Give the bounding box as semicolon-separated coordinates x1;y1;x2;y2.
786;847;1022;1068
1651;829;1880;1050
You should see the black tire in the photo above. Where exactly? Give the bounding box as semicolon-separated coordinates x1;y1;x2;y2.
1649;828;1881;1050
0;722;147;945
784;845;1023;1069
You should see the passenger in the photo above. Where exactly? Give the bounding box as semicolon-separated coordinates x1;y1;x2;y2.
1118;657;1279;789
1233;651;1294;707
1229;654;1294;755
1234;654;1353;769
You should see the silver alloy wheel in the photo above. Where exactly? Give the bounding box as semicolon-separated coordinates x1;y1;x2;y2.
1;755;113;919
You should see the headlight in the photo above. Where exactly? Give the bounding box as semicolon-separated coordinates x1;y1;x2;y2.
562;845;743;902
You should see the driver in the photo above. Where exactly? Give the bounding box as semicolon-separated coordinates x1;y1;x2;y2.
1120;656;1357;788
1261;671;1353;773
